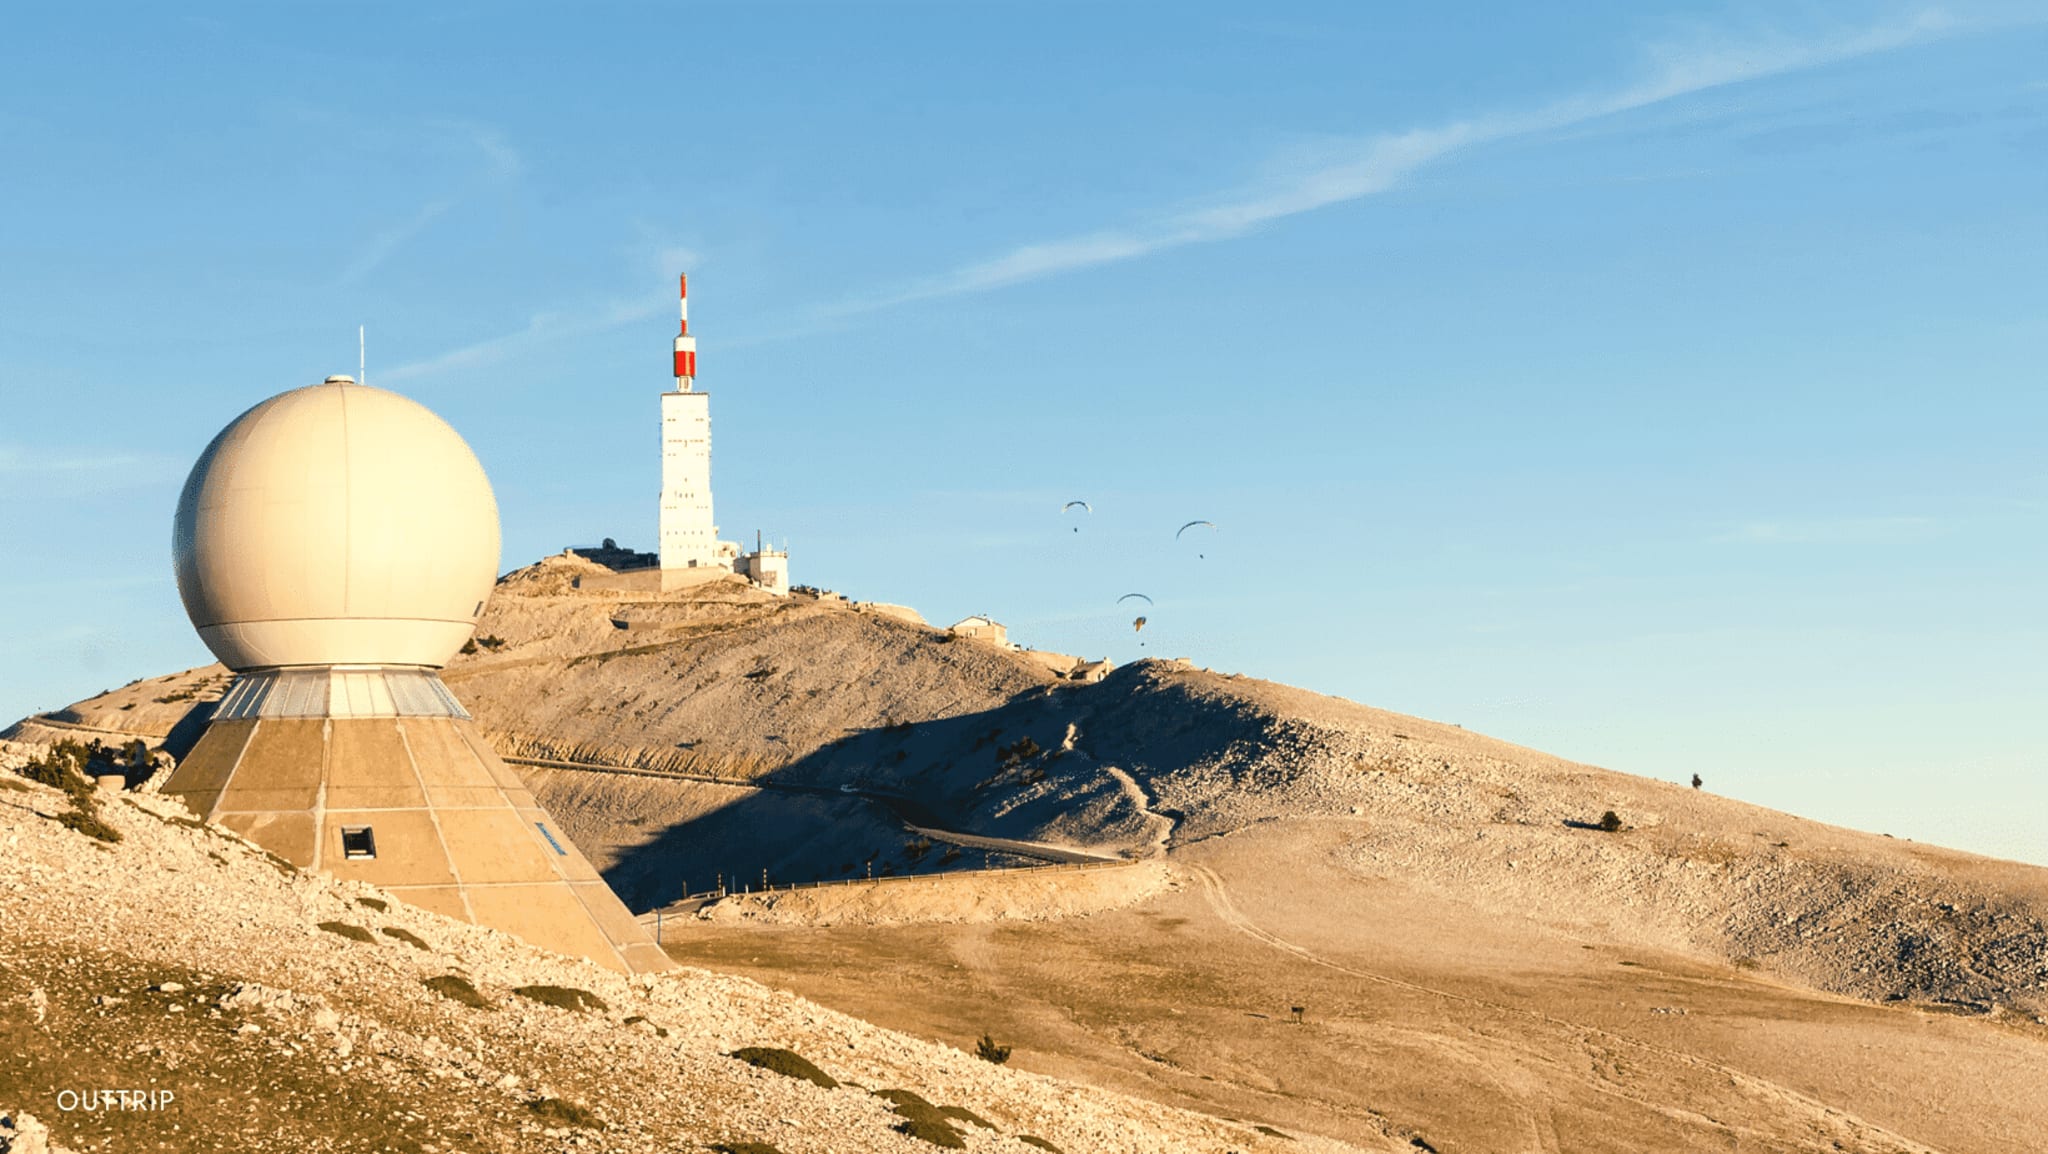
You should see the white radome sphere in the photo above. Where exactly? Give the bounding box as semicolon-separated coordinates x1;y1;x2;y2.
173;378;500;670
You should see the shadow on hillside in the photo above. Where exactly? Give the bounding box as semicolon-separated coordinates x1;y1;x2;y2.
592;696;1057;912
592;663;1242;912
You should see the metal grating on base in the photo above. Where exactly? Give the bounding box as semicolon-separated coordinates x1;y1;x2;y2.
211;667;471;720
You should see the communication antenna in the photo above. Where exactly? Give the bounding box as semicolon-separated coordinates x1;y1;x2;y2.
359;325;366;386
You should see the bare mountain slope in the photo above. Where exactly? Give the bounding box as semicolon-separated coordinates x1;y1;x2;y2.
0;738;1354;1154
14;558;2047;1015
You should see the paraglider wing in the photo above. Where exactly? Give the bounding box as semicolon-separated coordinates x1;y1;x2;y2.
1132;616;1148;632
1062;500;1092;513
1116;592;1154;605
1175;519;1216;539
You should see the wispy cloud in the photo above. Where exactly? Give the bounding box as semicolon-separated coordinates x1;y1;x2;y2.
1715;516;1941;545
826;10;1958;317
380;297;666;383
0;445;183;494
339;197;454;285
337;121;524;287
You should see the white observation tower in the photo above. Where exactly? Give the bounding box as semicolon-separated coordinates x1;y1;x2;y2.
658;273;720;572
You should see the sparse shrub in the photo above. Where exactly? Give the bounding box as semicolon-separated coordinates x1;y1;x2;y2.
476;634;505;650
19;742;131;845
904;838;933;861
316;921;375;943
1691;773;1703;790
527;1097;599;1128
872;1090;963;1149
57;808;122;843
995;737;1041;766
1732;956;1762;971
423;974;493;1009
1598;810;1623;833
727;1046;838;1088
460;638;478;655
381;927;430;950
710;1144;786;1154
621;1014;669;1038
974;1032;1011;1064
938;846;962;866
515;984;608;1014
937;1105;993;1129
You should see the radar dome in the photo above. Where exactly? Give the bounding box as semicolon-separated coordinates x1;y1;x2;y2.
172;379;500;670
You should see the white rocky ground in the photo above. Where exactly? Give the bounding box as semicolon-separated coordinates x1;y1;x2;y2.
0;739;1367;1154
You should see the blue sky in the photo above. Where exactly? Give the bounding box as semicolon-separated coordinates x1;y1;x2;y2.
3;3;2043;864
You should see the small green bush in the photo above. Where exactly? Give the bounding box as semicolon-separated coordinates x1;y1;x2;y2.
974;1033;1011;1064
316;921;375;943
872;1091;965;1148
1598;810;1623;833
937;1105;993;1129
527;1097;599;1128
423;974;492;1009
57;807;122;843
515;984;608;1014
727;1047;837;1088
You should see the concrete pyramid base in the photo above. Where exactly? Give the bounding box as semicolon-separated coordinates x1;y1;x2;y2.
163;709;672;974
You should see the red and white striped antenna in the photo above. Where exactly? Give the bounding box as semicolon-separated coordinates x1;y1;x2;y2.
672;273;697;391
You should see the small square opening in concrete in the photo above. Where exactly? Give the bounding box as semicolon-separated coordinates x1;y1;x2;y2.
340;826;377;860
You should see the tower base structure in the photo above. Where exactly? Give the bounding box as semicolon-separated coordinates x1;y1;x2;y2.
160;667;672;974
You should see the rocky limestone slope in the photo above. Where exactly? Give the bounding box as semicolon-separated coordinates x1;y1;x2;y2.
0;739;1361;1154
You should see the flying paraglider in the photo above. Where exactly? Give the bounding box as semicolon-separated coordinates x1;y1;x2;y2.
1063;500;1091;531
1176;519;1217;558
1116;593;1154;606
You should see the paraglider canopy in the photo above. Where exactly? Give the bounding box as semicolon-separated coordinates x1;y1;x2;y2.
1116;592;1154;605
1175;520;1216;539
